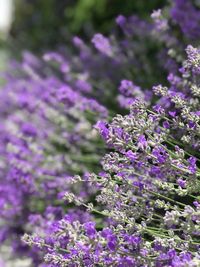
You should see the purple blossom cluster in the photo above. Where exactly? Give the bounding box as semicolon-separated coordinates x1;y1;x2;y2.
1;1;200;266
171;0;200;39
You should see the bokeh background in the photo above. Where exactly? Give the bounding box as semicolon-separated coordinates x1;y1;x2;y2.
1;0;165;51
0;0;166;91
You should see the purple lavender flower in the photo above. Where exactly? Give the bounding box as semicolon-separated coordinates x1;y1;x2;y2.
171;0;200;39
92;33;113;57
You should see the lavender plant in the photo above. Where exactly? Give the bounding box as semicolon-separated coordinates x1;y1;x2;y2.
1;0;200;266
0;51;107;263
23;44;200;266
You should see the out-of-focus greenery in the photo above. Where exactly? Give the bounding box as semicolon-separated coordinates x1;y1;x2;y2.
0;41;10;85
10;0;165;52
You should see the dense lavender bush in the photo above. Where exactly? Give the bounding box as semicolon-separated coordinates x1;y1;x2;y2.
23;45;200;266
1;0;200;266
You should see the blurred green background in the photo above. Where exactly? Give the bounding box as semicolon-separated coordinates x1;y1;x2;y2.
10;0;166;52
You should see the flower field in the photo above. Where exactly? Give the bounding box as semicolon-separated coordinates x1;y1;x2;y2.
0;1;200;266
